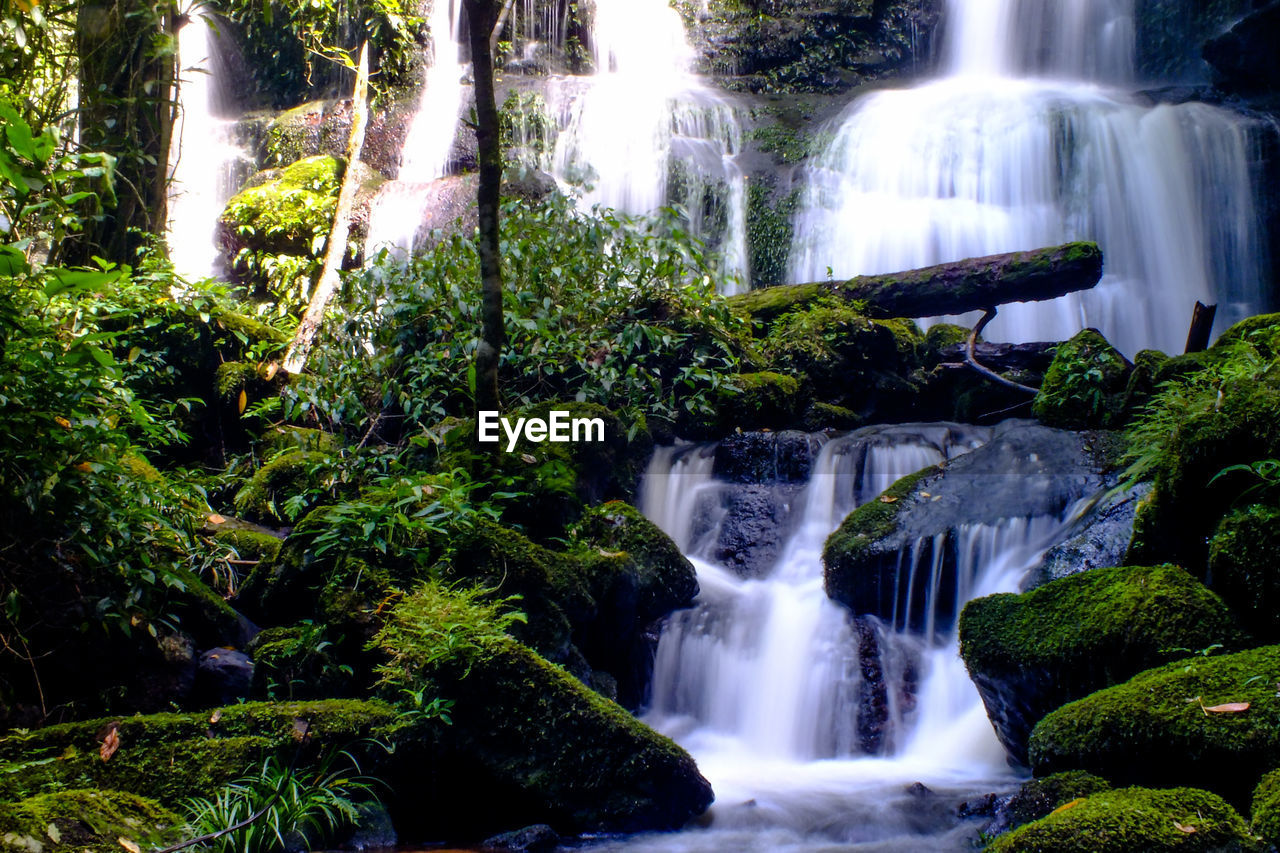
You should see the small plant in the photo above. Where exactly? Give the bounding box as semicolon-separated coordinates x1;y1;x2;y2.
180;748;382;853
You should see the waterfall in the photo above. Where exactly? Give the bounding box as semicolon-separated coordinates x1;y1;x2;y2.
629;424;1100;851
790;0;1270;356
365;0;465;259
546;0;750;292
166;7;249;281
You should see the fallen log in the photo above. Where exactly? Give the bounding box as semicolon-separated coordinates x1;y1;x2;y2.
728;242;1103;323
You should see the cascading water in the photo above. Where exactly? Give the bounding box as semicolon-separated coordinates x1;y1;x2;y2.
546;0;749;291
166;6;250;281
364;0;465;258
789;0;1270;356
606;423;1102;852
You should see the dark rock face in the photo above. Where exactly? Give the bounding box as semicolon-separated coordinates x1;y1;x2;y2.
1204;2;1280;94
714;430;823;484
824;420;1108;634
195;648;255;705
481;824;560;853
1026;481;1151;589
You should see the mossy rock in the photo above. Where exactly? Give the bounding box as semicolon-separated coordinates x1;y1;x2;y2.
0;699;397;805
207;516;284;564
1252;769;1280;848
1000;771;1113;831
986;786;1261;852
259;425;341;455
1213;312;1280;357
801;401;864;431
247;623;350;700
400;623;713;833
760;300;924;419
1125;376;1280;571
824;465;936;596
1028;645;1280;803
233;449;336;524
1208;504;1280;643
684;370;807;437
0;789;183;853
219;155;342;256
1033;329;1133;429
960;564;1240;763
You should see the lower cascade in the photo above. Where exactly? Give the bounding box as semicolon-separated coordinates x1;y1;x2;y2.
621;423;1104;851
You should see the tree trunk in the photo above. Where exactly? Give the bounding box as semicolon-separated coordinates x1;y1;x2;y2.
69;0;174;265
283;42;371;375
728;242;1104;323
465;0;505;420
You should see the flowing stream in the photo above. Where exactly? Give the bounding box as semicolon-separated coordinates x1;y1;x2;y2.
589;424;1100;852
789;0;1270;356
166;7;250;281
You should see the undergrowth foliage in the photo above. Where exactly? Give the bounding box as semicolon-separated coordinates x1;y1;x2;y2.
288;195;747;439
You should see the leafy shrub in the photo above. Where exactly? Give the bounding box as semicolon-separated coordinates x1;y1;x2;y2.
288;194;747;439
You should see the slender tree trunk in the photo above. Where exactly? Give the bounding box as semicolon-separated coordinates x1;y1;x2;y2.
464;0;505;420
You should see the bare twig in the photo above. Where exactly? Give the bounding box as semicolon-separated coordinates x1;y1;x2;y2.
964;308;1039;395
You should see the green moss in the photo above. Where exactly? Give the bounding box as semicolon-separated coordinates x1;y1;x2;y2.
686;370;806;437
220;155;342;256
0;789;183;853
575;501;698;623
1002;771;1112;830
823;466;938;599
1029;645;1280;803
1252;769;1280;847
213;309;289;347
233;450;334;524
208;518;284;564
1208;504;1280;642
1033;329;1132;429
986;786;1260;852
1214;313;1280;357
0;700;396;805
727;282;826;325
214;360;257;400
960;565;1239;760
259;425;341;455
802;401;863;431
248;623;351;700
924;323;972;352
745;184;800;290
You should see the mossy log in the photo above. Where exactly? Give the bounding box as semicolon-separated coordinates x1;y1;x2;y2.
729;242;1103;323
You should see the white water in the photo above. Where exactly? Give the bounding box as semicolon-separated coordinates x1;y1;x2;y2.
790;0;1269;356
166;7;249;281
364;0;465;259
628;424;1096;851
546;0;749;291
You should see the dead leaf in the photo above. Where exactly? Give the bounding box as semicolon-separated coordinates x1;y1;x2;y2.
47;823;60;843
264;361;280;381
209;709;222;724
878;495;898;504
1173;821;1197;834
292;718;311;741
237;389;248;415
100;725;120;762
1050;798;1084;815
1204;701;1250;714
55;416;71;430
74;462;93;473
207;513;226;525
118;837;141;853
521;453;537;464
920;492;931;498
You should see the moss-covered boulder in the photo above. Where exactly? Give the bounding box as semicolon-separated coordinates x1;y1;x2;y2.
259;425;341;455
1252;769;1280;848
684;370;807;437
960;564;1239;763
998;771;1113;832
0;699;397;805
1029;645;1280;803
206;515;284;564
233;450;336;524
247;623;351;700
219;155;341;257
375;586;713;834
986;787;1261;853
0;789;183;853
1208;504;1280;642
1033;329;1133;429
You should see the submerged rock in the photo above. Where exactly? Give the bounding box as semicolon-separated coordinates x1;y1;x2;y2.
986;786;1260;853
823;420;1107;634
1029;645;1280;803
959;564;1239;763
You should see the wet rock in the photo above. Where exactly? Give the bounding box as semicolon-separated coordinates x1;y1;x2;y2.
1032;329;1133;429
824;420;1108;634
713;430;823;484
1204;2;1280;94
985;771;1111;836
343;802;398;850
195;648;255;705
711;484;798;578
481;824;560;853
1026;481;1151;589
